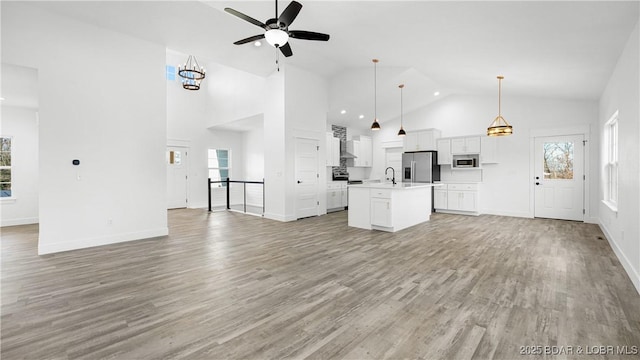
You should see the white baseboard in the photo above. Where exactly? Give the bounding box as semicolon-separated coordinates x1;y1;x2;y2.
599;222;640;295
38;227;169;255
1;217;39;227
264;212;296;222
479;209;532;218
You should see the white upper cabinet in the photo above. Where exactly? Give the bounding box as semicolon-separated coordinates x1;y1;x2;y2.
451;136;481;154
480;136;499;164
436;138;452;165
348;135;372;167
403;129;441;152
326;132;340;167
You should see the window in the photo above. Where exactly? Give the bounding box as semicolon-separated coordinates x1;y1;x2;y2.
543;141;574;179
0;137;12;197
604;111;618;210
208;149;230;187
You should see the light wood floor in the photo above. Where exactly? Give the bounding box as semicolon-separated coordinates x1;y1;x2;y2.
2;210;639;359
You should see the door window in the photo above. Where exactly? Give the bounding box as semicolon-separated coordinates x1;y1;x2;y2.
543;142;573;180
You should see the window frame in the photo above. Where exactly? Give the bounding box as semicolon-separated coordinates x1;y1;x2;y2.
603;111;618;212
0;136;13;200
208;149;231;188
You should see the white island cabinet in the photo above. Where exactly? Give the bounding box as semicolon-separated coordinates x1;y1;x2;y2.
348;183;443;232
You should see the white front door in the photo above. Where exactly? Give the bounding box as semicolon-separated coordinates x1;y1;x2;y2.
167;146;188;209
295;138;319;219
534;135;584;221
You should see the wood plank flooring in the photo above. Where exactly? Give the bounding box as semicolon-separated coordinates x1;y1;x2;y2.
2;210;639;359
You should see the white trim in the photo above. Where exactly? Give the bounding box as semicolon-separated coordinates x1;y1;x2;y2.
167;138;191;147
381;139;404;148
599;222;640;295
0;197;17;203
264;212;296;222
602;199;618;213
38;227;169;255
1;216;38;227
477;209;532;219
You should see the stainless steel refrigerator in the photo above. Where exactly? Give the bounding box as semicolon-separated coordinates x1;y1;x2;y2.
402;151;440;183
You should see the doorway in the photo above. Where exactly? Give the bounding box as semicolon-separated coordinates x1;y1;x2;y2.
533;134;584;221
295;138;319;219
167;146;188;209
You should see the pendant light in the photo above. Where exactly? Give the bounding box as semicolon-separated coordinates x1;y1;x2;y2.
397;84;406;136
370;59;381;131
487;75;513;136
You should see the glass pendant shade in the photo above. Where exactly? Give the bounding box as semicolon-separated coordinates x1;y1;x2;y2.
264;29;289;47
487;75;513;136
397;127;406;136
371;119;380;130
487;116;513;136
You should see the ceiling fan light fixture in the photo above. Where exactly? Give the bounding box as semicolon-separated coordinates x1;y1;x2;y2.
264;29;289;47
487;75;513;136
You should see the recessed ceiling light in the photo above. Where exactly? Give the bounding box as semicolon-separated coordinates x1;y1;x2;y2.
340;110;346;114
0;97;4;101
433;91;440;97
254;41;262;47
359;114;364;119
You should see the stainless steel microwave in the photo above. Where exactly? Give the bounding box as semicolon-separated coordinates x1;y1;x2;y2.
453;157;478;168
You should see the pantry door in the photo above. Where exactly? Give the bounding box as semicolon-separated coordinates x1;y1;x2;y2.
533;135;584;221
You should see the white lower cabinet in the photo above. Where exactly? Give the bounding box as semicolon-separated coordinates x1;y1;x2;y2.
370;196;392;227
434;188;448;209
327;182;347;211
434;183;479;215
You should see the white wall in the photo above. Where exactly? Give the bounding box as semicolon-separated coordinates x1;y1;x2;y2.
598;20;640;293
284;65;329;219
243;125;265;207
372;94;599;219
205;63;265;128
3;3;168;254
167;51;264;209
263;71;287;220
0;107;39;226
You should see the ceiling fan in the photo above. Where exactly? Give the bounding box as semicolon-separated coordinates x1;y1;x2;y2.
224;0;330;58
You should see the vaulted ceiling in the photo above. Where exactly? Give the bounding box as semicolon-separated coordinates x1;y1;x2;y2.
19;1;640;128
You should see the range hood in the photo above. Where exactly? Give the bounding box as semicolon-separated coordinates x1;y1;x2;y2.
340;141;357;159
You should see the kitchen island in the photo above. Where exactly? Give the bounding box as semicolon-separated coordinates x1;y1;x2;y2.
348;182;443;232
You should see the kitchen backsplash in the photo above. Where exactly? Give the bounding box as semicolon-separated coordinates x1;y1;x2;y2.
331;125;347;177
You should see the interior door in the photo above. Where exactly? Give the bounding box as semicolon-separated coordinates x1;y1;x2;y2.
167;146;188;209
534;135;584;221
295;138;319;219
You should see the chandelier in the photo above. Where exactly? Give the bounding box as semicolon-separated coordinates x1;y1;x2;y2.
487;75;513;136
178;55;206;91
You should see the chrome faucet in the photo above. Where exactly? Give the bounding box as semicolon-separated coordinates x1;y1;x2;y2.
385;167;396;185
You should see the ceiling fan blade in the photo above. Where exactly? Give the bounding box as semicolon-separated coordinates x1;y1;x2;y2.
278;1;302;27
224;8;268;30
279;43;293;57
289;30;330;41
233;34;265;45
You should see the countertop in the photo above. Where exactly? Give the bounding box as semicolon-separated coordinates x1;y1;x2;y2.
348;182;444;190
